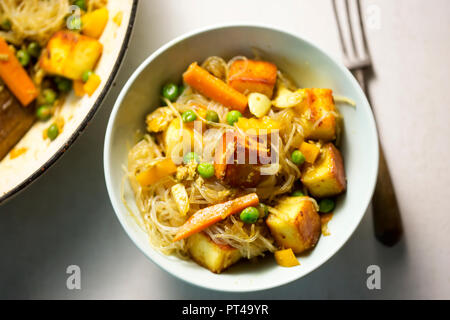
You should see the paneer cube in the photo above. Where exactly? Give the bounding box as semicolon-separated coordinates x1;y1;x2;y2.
40;31;103;80
266;196;321;254
301;143;346;198
296;88;338;141
187;232;241;273
228;60;277;98
214;131;272;188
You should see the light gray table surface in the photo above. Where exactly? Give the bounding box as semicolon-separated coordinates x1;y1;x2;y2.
1;0;449;299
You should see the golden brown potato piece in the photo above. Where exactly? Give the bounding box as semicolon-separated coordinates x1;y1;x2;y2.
301;143;346;198
296;88;338;141
187;232;241;273
40;31;103;80
228;60;277;98
266;196;321;254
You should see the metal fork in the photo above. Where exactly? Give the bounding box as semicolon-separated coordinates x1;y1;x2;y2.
332;0;403;246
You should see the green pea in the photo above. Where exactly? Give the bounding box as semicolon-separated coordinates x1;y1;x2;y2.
42;89;57;105
291;150;306;165
162;83;179;102
258;203;269;218
183;151;200;164
226;110;242;126
36;106;52;121
55;77;72;92
74;0;87;11
205;110;219;123
16;50;30;67
47;124;59;141
181;110;197;123
240;207;260;224
1;19;11;31
27;42;41;58
82;70;93;83
292;190;305;197
197;163;215;179
319;198;335;213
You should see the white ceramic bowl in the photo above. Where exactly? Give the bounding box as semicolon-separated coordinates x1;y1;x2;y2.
0;0;137;204
104;24;379;292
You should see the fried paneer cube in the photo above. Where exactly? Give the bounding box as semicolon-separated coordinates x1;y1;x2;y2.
228;60;277;98
40;31;103;80
296;88;338;141
214;131;273;188
187;232;241;273
301;143;346;198
266;196;321;254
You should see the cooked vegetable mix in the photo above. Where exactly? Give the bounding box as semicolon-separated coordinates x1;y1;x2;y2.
126;55;347;273
0;1;109;160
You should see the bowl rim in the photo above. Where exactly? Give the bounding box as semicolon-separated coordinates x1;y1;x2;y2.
104;22;379;292
0;0;138;205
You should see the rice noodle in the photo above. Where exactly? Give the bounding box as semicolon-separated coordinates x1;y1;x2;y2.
0;0;70;45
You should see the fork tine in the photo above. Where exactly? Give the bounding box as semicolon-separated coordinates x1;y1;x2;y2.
355;0;370;59
332;0;371;70
332;0;348;58
344;0;358;58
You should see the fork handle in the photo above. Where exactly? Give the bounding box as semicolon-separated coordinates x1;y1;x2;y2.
372;145;403;246
353;68;403;246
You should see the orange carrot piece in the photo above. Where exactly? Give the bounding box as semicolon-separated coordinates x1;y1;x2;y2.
73;80;85;97
173;193;259;242
136;158;178;187
183;62;248;112
274;249;300;267
0;37;38;106
83;73;101;96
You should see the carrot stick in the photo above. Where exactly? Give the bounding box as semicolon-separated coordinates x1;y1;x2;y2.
173;193;259;242
183;62;248;112
0;37;38;106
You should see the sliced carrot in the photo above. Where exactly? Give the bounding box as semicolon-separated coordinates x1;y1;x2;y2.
136;158;177;187
173;193;259;242
83;73;101;96
228;59;277;98
73;80;85;97
183;62;248;112
299;141;320;164
81;7;109;39
274;248;300;267
0;37;38;106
